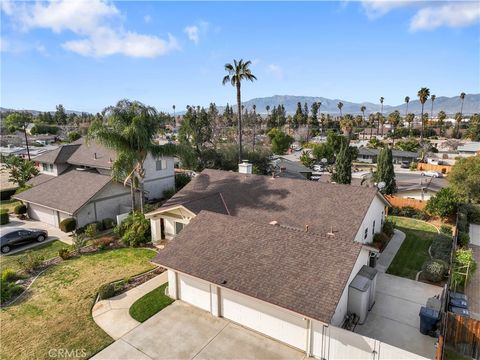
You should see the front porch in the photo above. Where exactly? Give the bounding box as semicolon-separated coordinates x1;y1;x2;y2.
145;205;195;243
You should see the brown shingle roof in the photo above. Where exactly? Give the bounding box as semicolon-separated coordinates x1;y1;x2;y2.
67;139;116;169
32;144;80;164
153;211;362;323
157;169;379;241
14;169;111;214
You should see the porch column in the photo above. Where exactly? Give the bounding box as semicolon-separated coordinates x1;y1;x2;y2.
167;270;179;300
150;218;162;242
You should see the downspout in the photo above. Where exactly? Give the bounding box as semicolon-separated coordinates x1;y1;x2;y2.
305;318;312;357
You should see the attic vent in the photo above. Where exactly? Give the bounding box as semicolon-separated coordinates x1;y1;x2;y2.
269;221;279;226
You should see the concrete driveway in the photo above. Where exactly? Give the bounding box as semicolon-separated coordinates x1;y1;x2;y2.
355;272;442;359
0;217;71;254
92;301;305;360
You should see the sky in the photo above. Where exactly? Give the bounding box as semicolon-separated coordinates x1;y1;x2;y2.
1;0;479;113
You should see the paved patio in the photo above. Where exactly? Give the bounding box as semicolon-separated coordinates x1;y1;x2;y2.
92;301;305;360
355;272;442;359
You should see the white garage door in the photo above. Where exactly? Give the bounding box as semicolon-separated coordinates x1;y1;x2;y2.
28;204;56;226
178;274;211;312
221;289;307;350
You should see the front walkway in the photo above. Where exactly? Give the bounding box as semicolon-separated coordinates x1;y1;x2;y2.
92;272;168;340
375;229;405;273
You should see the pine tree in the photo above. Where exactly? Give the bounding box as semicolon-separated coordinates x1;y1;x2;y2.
332;143;351;184
375;147;396;194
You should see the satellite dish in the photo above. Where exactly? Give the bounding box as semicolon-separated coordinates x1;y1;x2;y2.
378;181;386;190
321;158;328;164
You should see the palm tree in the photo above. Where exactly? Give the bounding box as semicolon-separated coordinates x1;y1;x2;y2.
430;95;436;121
89;99;177;213
368;113;375;139
252;104;257;151
340;114;354;140
380;97;384;115
404;96;410;118
360;106;366;139
337;101;343;117
388;110;401;147
172;104;176;127
455;112;463;138
222;59;257;163
437;110;447;136
460;92;466;116
378;113;385;138
417;87;430;142
405;113;415;136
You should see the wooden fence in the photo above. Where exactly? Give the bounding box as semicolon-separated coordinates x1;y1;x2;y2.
417;163;453;174
445;312;480;359
385;195;427;210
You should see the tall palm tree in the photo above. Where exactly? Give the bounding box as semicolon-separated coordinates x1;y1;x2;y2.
404;96;410;118
417;87;430;142
337;101;343;117
405;113;415;136
378;113;385;138
379;97;384;115
437;110;447;136
222;59;257;163
430;95;436;121
460;92;466;116
172;104;176;127
89;99;177;213
388;110;401;147
368;113;375;139
340;114;354;140
252;104;257;151
360;106;366;139
455;112;463;138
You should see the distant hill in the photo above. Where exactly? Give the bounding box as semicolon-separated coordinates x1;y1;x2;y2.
0;108;86;116
237;94;479;116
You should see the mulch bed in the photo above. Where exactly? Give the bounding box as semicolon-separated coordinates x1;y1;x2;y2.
105;267;166;297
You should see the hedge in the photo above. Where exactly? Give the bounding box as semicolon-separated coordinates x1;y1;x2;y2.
60;218;76;233
13;204;27;215
0;210;9;225
0;188;16;201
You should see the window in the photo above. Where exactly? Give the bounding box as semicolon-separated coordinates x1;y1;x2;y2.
42;163;48;171
364;228;368;239
175;222;184;234
49;164;54;172
372;220;376;235
156;159;167;171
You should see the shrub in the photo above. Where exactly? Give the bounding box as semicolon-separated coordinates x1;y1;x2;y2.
114;211;150;247
390;206;428;220
452;249;477;288
92;237;114;250
409;162;418;171
102;218;115;230
0;210;9;225
60;218;76;233
460;203;480;224
162;188;175;200
457;232;470;248
84;223;99;239
16;251;44;273
382;220;395;238
58;248;73;260
426;187;460;218
72;233;87;254
0;188;16;201
1;268;19;282
175;173;191;191
98;283;116;300
13;204;27;215
373;232;389;249
431;234;453;263
422;259;448;283
14;185;32;194
67;131;81;143
439;224;452;236
0;279;23;304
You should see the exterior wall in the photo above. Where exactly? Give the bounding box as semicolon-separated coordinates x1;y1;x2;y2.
28;204;56;225
75;203;97;228
177;273;211;312
142;155;175;200
354;195;386;244
330;248;370;327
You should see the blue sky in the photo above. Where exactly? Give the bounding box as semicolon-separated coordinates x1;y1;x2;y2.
1;1;479;113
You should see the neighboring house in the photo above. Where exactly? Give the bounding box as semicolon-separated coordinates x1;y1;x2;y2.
0;145;25;157
14;139;174;228
146;164;391;358
457;142;480;156
270;156;313;180
357;147;419;164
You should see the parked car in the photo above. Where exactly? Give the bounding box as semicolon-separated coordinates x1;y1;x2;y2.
421;171;442;178
0;228;48;254
400;161;410;169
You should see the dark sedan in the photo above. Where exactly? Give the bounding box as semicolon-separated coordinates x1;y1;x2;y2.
0;228;48;254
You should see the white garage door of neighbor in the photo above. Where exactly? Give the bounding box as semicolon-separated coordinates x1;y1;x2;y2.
221;289;307;350
29;204;56;226
178;274;211;312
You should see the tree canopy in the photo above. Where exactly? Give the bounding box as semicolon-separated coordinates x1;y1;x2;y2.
449;156;480;203
375;147;396;195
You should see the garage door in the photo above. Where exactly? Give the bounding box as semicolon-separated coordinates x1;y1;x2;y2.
178;274;211;312
28;204;56;226
221;289;307;350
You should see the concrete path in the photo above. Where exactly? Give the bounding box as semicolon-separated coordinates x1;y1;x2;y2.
93;301;305;360
469;223;480;246
92;272;168;340
375;229;406;273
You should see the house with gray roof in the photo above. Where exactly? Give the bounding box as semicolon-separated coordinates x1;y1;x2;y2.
14;138;174;228
146;164;391;358
357;147;419;164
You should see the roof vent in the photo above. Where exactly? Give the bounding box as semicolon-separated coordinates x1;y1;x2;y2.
238;160;252;174
93;152;97;160
327;226;335;236
305;224;309;232
269;220;279;226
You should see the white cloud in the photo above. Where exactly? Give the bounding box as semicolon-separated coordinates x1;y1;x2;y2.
144;15;152;24
267;64;284;80
361;0;414;19
1;0;179;58
410;2;480;31
184;21;210;45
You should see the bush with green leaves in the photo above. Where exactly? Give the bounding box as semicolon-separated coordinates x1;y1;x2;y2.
0;209;9;225
60;218;76;233
13;204;27;215
16;251;44;274
426;187;460;218
1;268;19;283
451;249;477;288
431;234;453;263
439;224;452;236
84;223;99;239
98;283;116;300
373;232;389;249
58;248;73;260
457;232;470;248
0;278;23;304
67;131;81;143
389;206;428;220
114;211;151;247
422;259;448;283
102;218;115;230
175;173;191;191
72;233;87;254
382;220;395;238
459;203;480;225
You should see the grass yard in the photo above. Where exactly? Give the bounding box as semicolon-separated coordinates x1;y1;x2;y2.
129;282;173;322
0;199;21;213
386;216;438;280
0;248;156;360
0;240;66;273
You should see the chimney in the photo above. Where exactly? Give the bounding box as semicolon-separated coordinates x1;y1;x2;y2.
238;160;252;174
93;152;97;160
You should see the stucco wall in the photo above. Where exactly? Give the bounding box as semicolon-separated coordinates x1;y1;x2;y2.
142;155;175;200
354;194;386;244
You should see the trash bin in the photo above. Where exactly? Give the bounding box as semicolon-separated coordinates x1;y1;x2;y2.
450;306;470;317
449;292;468;302
369;252;377;268
419;306;439;335
449;298;468;309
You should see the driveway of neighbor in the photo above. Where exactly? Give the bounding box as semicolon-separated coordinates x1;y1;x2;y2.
92;301;306;360
0;218;72;255
355;272;442;359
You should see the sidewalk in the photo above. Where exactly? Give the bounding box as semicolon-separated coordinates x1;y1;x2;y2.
375;229;406;273
92;271;168;339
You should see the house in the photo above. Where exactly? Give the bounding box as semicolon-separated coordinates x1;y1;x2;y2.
145;164;391;357
457;141;480;156
357;147;419;164
270;156;313;180
14;139;175;228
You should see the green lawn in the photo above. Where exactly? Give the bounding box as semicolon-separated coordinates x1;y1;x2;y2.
0;199;21;213
0;240;67;273
0;248;156;360
386;216;438;279
129;282;174;322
